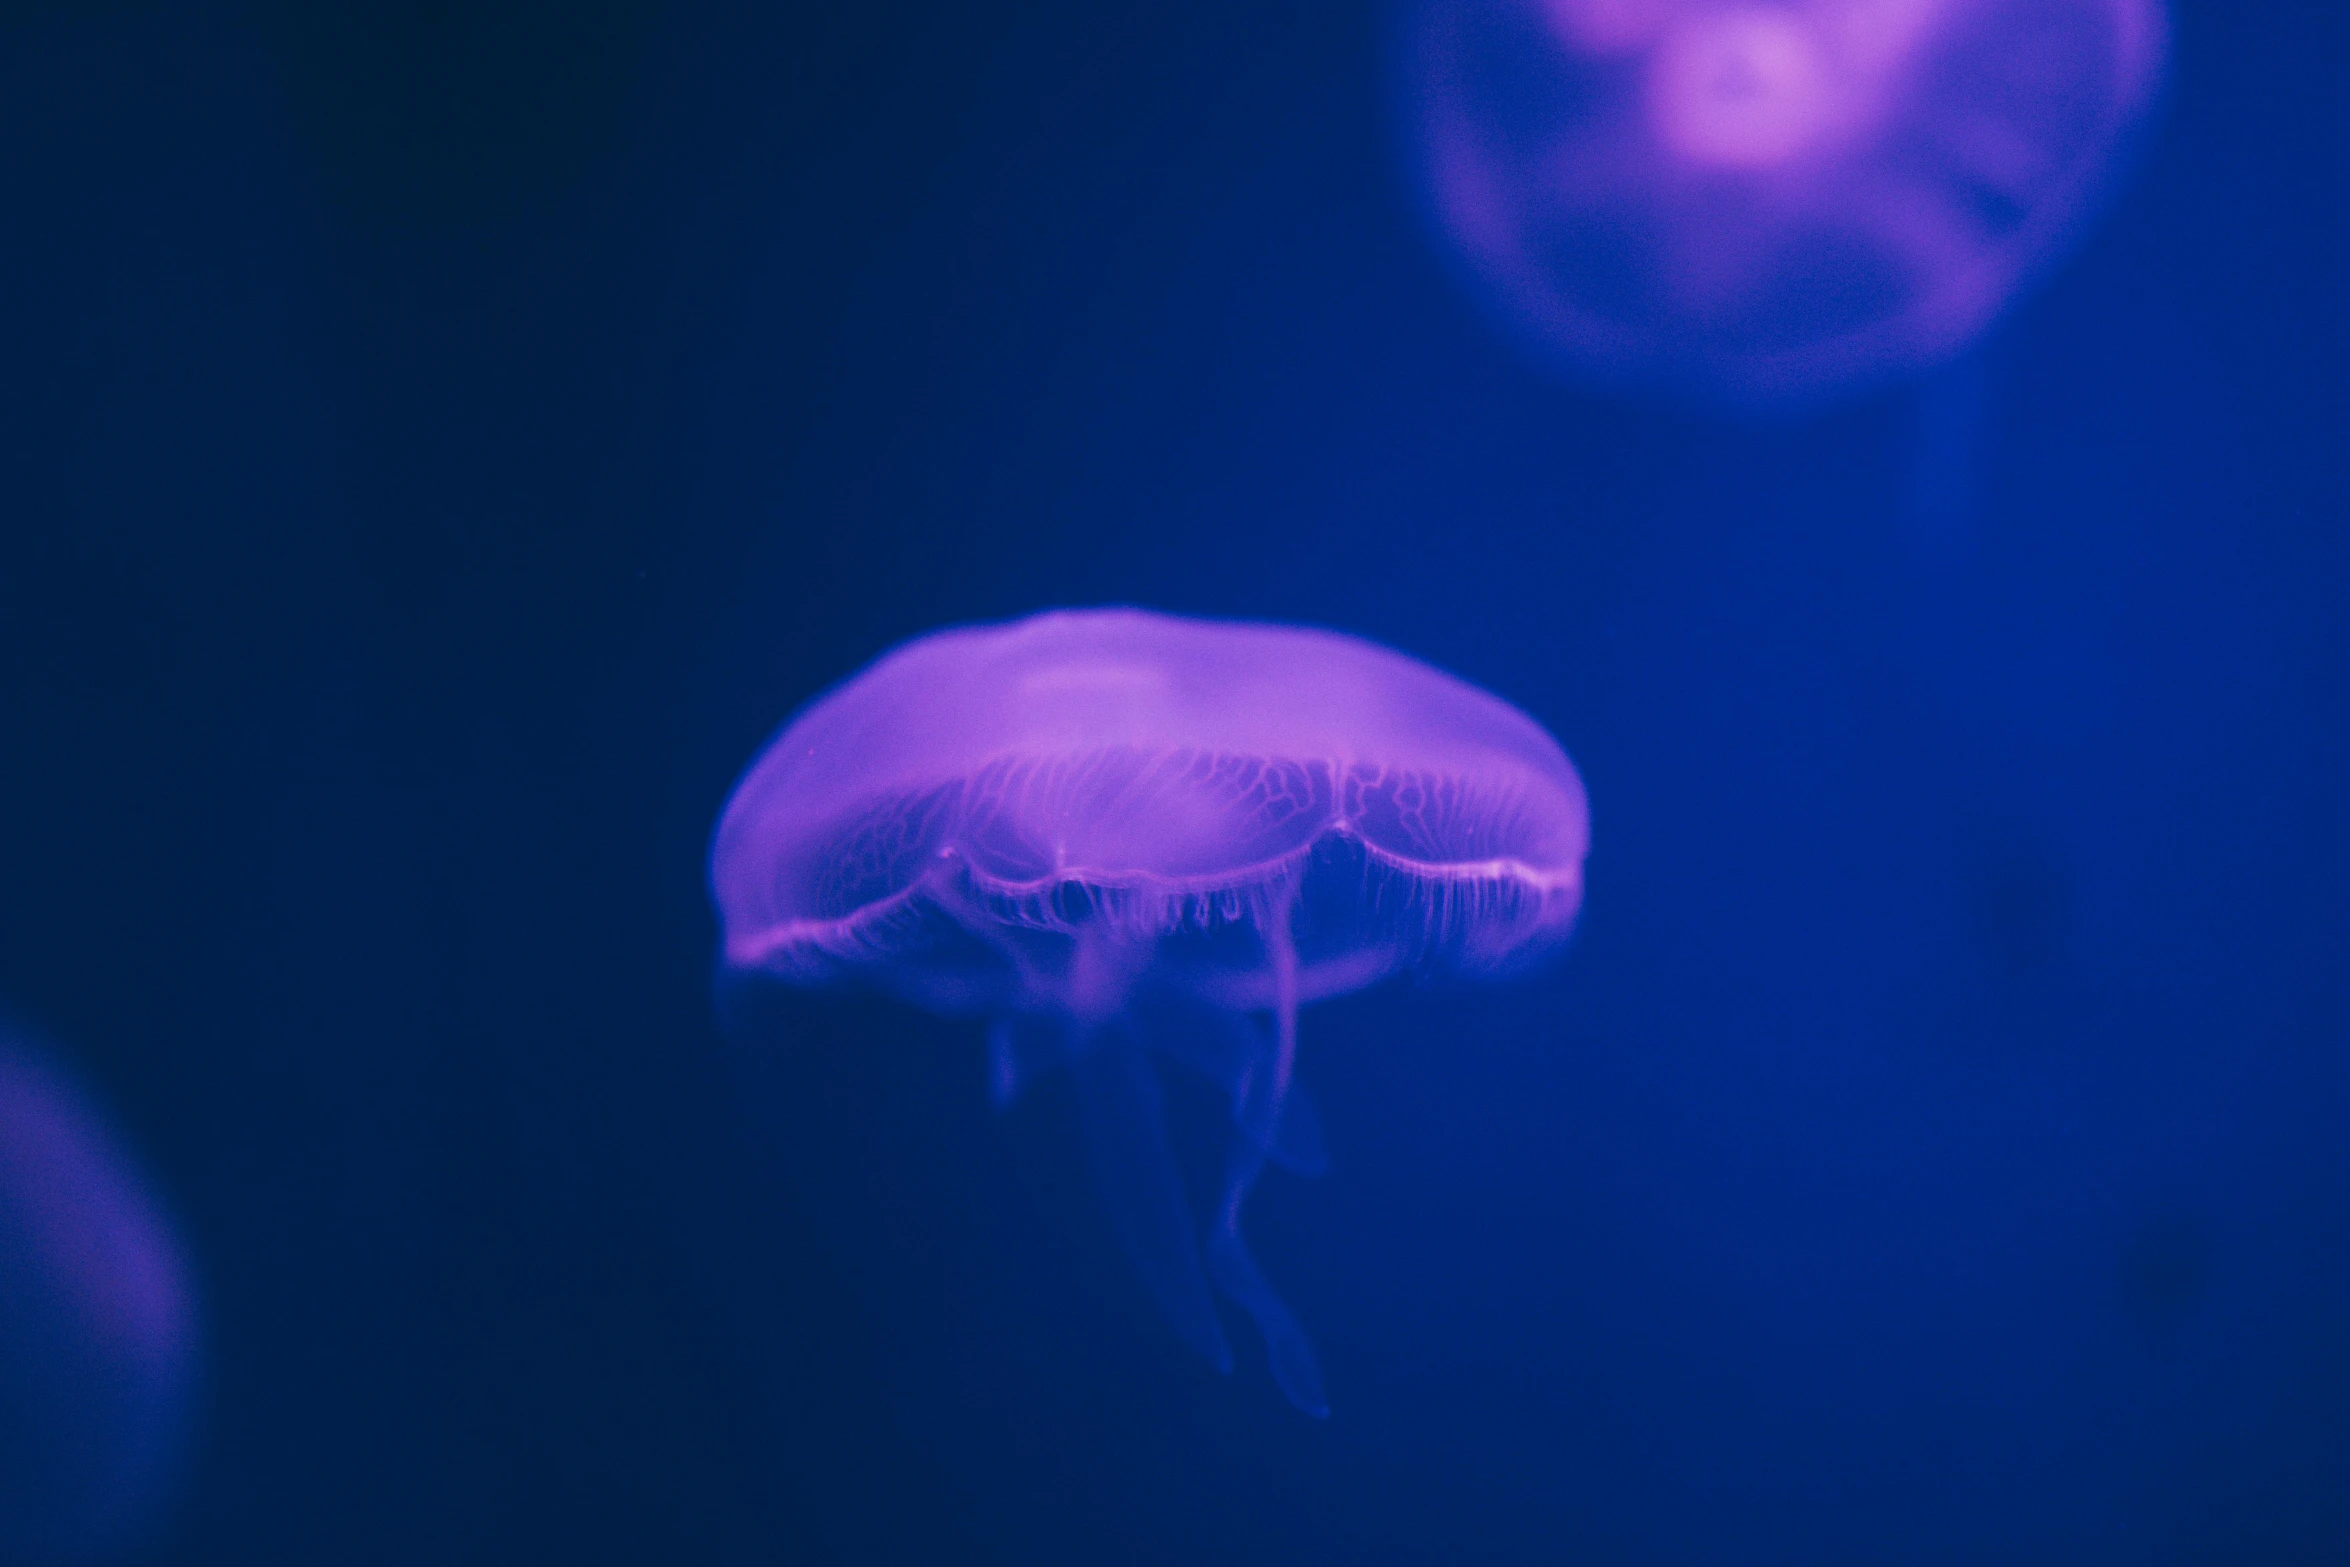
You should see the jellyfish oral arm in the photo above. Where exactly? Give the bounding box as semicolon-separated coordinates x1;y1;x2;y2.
1229;879;1302;1157
986;1015;1063;1109
1202;881;1330;1418
995;892;1333;1416
1069;1021;1235;1376
1142;1006;1331;1178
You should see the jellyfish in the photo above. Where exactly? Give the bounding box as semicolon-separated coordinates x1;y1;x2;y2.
0;1025;199;1561
710;608;1589;1414
1397;0;2168;403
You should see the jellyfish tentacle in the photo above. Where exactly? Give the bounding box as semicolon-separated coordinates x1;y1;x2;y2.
1068;1021;1233;1376
1264;1078;1330;1179
1206;1203;1327;1418
1207;883;1330;1417
1232;880;1302;1151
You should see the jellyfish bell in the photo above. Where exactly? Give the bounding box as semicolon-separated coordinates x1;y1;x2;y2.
1651;12;1838;169
711;608;1589;1415
0;1025;199;1562
1400;0;2168;404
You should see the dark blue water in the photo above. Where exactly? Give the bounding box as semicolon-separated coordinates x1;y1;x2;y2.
1;2;2345;1562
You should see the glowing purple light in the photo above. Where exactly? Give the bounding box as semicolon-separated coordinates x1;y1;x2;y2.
712;608;1589;1414
0;1030;198;1561
1400;0;2168;402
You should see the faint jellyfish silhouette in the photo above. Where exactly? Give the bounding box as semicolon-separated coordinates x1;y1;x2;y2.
0;1024;199;1562
711;608;1589;1415
1398;0;2168;403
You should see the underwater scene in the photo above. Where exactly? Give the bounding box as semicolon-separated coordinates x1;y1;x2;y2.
1;2;2346;1563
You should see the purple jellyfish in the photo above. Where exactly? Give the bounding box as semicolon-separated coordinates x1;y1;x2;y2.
1399;0;2168;402
0;1027;199;1561
711;608;1588;1414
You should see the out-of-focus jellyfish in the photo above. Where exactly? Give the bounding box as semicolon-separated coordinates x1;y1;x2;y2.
0;1025;199;1562
1398;0;2168;403
711;608;1589;1414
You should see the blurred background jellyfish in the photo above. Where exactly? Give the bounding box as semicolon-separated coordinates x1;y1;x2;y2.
711;608;1588;1415
1397;0;2169;403
0;1023;199;1563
